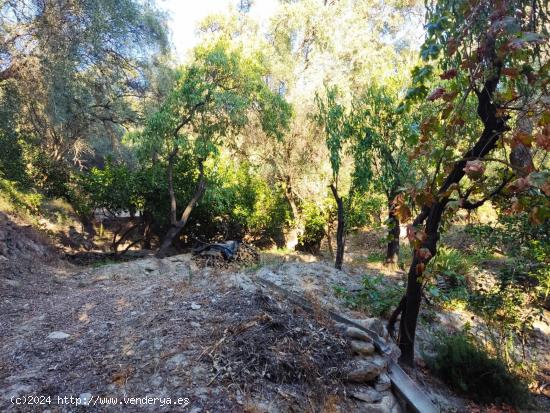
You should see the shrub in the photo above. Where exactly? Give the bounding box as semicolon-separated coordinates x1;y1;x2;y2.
0;177;43;215
427;329;530;407
347;192;385;229
296;201;326;254
468;283;541;368
334;274;403;317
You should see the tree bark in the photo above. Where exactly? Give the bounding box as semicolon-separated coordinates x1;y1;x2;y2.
283;175;300;221
167;148;178;226
385;203;400;266
395;37;506;366
141;210;153;249
156;161;206;258
330;184;345;270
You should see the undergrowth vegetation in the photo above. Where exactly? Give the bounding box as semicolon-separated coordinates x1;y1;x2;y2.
427;328;530;408
334;275;404;317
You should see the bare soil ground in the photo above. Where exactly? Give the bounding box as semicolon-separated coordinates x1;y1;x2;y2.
0;213;399;413
1;212;548;412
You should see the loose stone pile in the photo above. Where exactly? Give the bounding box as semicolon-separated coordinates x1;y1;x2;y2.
339;318;403;413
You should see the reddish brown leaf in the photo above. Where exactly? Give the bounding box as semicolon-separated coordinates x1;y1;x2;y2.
406;225;416;242
513;130;533;147
501;67;520;78
395;204;412;222
507;177;530;193
463;160;485;179
535;134;550;150
442;91;458;102
441;104;453;120
451;117;465;127
511;197;522;213
447;38;458;55
427;87;446;101
440;68;458;80
529;206;544;225
460;59;474;70
417;248;432;261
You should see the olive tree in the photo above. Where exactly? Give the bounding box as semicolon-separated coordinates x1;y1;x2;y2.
138;40;292;257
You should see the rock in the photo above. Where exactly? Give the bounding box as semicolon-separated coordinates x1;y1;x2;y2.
345;356;387;382
190;321;201;328
334;322;348;332
351;387;382;403
190;303;202;310
375;372;392;391
361;394;398;413
47;331;70;339
353;318;389;339
391;402;404;413
166;353;187;369
350;339;375;355
79;393;92;405
150;375;163;387
2;383;34;399
344;327;372;342
4;278;21;288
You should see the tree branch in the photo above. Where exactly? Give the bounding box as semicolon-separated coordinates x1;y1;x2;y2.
459;175;512;210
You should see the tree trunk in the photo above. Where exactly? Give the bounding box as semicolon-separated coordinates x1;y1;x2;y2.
284;175;300;221
167;149;178;226
326;220;335;259
142;210;153;249
330;184;345;270
385;205;400;266
394;38;505;366
156;162;206;258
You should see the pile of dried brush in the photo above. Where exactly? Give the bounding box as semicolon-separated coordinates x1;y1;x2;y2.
202;293;352;403
193;242;260;268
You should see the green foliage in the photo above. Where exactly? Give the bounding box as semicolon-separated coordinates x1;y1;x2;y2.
427;328;530;407
347;191;385;229
1;0;169;173
334;275;404;317
469;283;541;368
77;151;292;243
0;177;43;216
191;157;290;242
135;39;292;240
140;39;291;161
466;213;550;303
296;202;326;254
0;82;27;185
79;161;143;215
314;86;352;181
351;83;419;198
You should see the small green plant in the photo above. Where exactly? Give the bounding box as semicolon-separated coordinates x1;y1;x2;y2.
334;274;403;317
426;328;530;407
425;245;471;310
91;258;118;268
430;245;471;281
367;251;385;263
